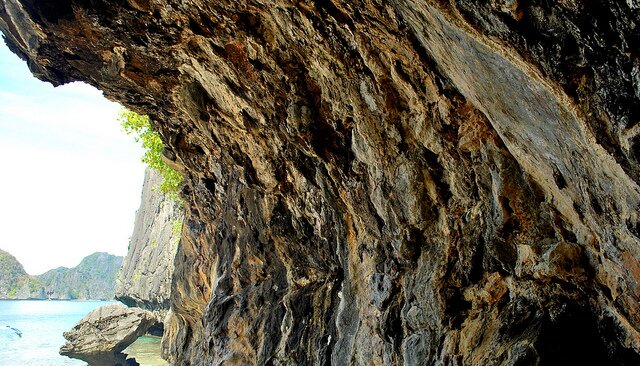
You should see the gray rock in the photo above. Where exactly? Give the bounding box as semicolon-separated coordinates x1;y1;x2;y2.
60;304;155;365
115;167;182;316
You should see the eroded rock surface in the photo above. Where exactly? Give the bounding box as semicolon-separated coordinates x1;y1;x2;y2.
116;167;182;323
60;303;154;365
3;0;640;365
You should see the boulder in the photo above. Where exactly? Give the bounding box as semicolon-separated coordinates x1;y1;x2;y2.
60;303;155;365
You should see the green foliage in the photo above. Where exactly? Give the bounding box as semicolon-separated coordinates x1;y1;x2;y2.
171;218;184;244
0;249;121;300
119;109;183;197
0;248;35;299
27;278;41;293
132;271;142;284
36;253;123;300
66;288;79;300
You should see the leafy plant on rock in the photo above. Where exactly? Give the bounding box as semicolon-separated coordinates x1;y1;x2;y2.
119;109;183;198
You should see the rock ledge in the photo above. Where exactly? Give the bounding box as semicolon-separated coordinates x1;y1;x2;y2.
60;303;155;365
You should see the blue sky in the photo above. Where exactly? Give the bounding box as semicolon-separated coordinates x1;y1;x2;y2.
0;40;146;275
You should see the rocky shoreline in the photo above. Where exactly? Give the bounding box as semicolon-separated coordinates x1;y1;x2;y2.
60;303;155;365
60;168;181;364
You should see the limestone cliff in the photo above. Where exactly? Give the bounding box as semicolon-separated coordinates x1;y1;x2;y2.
2;1;640;364
0;249;122;300
116;167;183;313
0;249;42;299
37;252;123;300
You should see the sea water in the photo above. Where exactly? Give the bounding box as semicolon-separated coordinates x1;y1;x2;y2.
0;300;166;366
123;336;168;366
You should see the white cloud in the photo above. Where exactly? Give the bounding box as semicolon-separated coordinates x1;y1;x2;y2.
0;142;144;274
0;42;146;275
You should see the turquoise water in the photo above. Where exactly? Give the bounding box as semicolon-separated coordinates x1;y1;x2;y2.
124;336;168;366
0;300;167;366
0;300;108;365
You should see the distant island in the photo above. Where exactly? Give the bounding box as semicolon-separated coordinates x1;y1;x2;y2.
0;249;122;300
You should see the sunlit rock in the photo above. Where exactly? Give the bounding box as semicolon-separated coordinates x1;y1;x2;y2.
60;303;154;365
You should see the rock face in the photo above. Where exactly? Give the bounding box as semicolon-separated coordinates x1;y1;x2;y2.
2;1;640;365
60;303;155;365
37;252;123;300
116;167;182;313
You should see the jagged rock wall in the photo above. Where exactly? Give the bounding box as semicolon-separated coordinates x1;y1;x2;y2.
2;1;640;365
116;167;182;314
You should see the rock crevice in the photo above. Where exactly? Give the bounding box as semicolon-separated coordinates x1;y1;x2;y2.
2;0;640;364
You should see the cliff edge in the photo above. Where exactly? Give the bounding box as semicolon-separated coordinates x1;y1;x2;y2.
116;167;182;313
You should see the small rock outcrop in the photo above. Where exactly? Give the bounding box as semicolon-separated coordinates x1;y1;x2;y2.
116;167;183;333
60;303;155;365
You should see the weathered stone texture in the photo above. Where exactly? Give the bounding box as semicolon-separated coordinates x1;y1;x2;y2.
116;167;183;315
2;0;640;365
60;303;155;365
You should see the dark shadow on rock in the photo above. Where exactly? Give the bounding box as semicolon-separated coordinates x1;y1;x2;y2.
146;321;164;337
81;352;140;366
